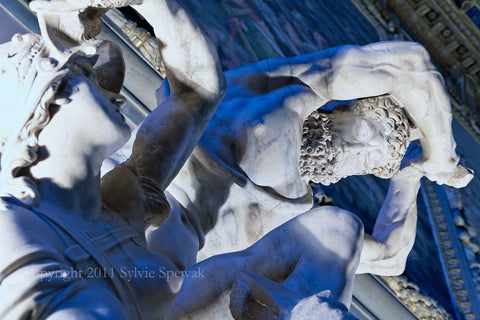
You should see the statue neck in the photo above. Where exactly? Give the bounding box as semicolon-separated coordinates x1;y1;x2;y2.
29;147;104;220
34;173;102;221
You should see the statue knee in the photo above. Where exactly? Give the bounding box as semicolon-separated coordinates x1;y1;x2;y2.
314;207;364;260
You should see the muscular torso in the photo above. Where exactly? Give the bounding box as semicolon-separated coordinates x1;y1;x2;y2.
166;77;319;257
199;82;309;199
0;169;179;320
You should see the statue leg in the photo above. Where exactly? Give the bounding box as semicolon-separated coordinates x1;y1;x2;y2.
248;206;364;307
165;207;363;319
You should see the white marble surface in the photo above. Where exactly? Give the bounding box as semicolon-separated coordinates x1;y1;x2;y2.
0;0;474;318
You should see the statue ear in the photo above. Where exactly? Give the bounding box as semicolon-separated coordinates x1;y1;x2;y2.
229;272;295;320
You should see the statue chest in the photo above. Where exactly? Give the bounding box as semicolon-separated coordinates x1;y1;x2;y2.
59;216;180;319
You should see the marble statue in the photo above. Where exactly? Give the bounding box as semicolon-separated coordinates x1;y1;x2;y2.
165;207;364;319
147;39;473;318
0;0;226;319
0;0;474;319
147;41;474;274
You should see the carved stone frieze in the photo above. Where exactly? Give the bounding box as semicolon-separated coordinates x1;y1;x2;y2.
388;0;480;80
382;275;452;320
421;180;480;319
444;186;480;297
103;9;166;77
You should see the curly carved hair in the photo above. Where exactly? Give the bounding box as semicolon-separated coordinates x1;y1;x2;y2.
0;33;67;206
299;95;410;185
0;83;60;205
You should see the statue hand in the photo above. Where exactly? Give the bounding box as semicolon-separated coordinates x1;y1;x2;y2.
423;164;474;188
395;160;473;188
30;0;143;43
30;0;143;12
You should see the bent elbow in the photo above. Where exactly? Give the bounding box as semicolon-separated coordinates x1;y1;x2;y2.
408;42;429;56
387;261;407;276
381;248;410;276
365;258;407;276
406;42;435;70
195;71;227;116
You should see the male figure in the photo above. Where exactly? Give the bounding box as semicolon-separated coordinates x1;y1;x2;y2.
147;41;473;274
145;42;472;319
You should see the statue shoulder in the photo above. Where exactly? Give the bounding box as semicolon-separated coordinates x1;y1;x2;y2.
0;196;30;213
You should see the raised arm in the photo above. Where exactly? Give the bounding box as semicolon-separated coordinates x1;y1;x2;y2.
31;0;225;232
356;165;422;276
325;43;471;185
127;0;225;190
31;0;225;190
324;42;462;185
224;42;471;186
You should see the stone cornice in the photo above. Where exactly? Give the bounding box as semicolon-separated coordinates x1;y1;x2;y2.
421;181;480;319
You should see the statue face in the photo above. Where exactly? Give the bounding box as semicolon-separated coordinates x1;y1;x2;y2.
329;114;389;179
37;73;131;161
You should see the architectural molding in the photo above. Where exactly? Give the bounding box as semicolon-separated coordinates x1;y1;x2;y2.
382;275;452;319
103;9;166;78
421;180;480;319
387;0;480;116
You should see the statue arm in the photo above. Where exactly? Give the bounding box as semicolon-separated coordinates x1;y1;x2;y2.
325;42;462;185
226;42;470;186
125;0;226;190
320;41;474;187
310;42;464;185
32;0;226;226
31;0;226;191
356;165;422;276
